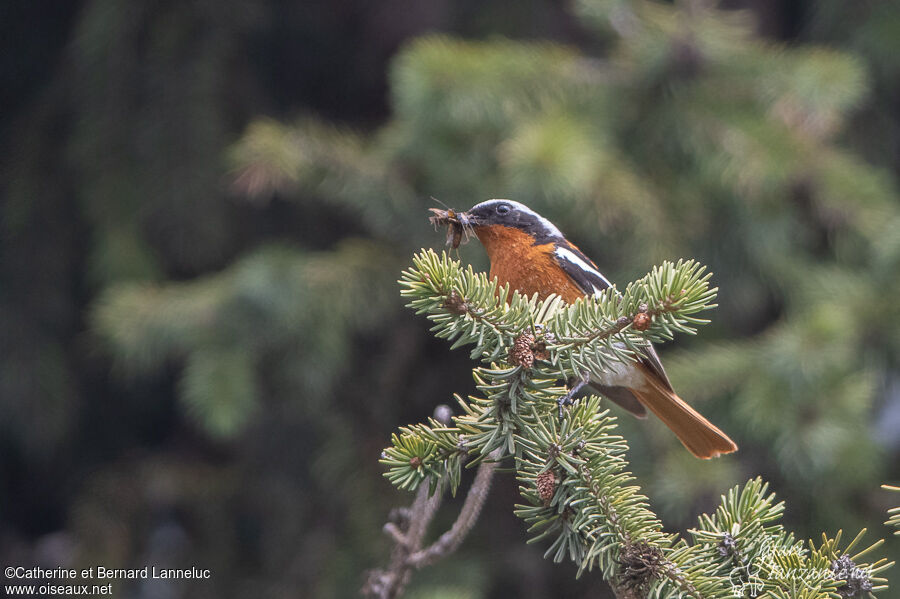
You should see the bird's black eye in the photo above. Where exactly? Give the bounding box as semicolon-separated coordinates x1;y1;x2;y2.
495;204;511;215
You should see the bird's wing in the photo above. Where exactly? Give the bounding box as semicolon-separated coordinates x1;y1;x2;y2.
638;342;674;392
553;241;675;393
588;383;648;418
552;243;614;298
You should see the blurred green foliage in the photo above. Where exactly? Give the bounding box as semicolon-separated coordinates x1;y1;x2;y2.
2;0;899;598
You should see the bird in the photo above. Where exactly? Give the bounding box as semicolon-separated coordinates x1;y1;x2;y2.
431;199;737;459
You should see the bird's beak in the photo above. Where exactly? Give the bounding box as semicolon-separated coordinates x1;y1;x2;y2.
428;208;472;226
428;208;473;249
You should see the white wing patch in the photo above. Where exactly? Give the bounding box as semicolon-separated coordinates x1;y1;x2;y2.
554;247;613;297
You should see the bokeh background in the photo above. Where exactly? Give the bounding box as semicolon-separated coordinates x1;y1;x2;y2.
2;0;900;597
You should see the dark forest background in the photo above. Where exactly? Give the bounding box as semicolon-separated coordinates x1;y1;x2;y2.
2;1;899;598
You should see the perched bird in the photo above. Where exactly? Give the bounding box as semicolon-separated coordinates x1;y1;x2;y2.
430;199;737;459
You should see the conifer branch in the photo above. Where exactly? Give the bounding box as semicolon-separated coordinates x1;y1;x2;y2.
374;250;893;598
365;442;501;599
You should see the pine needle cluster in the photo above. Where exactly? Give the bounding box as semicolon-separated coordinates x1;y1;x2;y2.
381;249;893;598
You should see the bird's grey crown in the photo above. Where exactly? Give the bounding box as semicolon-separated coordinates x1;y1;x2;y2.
466;199;564;242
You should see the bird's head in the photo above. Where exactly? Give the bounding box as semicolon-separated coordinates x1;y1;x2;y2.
429;199;563;249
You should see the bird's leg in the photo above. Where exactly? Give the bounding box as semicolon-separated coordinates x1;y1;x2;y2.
558;371;590;418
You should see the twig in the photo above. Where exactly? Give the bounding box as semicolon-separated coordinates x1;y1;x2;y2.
407;451;499;567
362;444;501;599
362;482;443;599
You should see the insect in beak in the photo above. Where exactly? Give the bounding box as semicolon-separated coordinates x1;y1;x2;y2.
428;207;474;249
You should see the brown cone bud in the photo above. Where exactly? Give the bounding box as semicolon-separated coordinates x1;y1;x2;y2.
443;290;468;314
509;332;535;369
537;470;557;506
632;312;651;331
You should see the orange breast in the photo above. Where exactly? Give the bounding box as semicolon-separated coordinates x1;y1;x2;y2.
475;225;585;303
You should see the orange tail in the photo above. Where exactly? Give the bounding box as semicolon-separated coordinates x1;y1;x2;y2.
630;372;737;459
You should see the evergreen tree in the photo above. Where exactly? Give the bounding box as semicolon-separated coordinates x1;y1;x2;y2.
5;0;897;597
87;0;900;595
